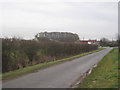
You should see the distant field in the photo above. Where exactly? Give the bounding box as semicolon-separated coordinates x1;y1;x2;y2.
78;48;118;88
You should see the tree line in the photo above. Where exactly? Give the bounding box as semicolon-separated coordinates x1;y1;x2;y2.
100;37;118;47
35;32;79;42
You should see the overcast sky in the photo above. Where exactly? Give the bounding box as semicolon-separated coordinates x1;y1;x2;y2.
1;0;118;40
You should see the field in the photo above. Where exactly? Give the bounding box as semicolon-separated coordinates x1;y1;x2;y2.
78;48;118;88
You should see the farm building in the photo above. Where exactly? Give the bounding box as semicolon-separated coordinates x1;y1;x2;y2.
75;39;99;46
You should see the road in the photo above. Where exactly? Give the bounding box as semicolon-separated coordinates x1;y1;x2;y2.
3;48;112;88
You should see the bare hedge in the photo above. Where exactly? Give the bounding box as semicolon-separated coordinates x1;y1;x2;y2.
2;38;98;73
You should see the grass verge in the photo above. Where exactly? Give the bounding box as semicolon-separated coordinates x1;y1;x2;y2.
78;48;118;88
2;48;104;81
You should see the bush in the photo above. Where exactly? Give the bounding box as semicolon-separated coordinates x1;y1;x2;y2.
2;38;29;72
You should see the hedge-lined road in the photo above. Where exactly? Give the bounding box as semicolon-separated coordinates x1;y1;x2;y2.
3;48;112;88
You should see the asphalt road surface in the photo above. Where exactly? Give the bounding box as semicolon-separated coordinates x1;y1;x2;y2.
3;48;112;88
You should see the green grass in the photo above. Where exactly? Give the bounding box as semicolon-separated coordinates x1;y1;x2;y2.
78;48;118;88
2;48;104;81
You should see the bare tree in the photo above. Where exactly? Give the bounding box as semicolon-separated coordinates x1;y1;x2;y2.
100;38;109;47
